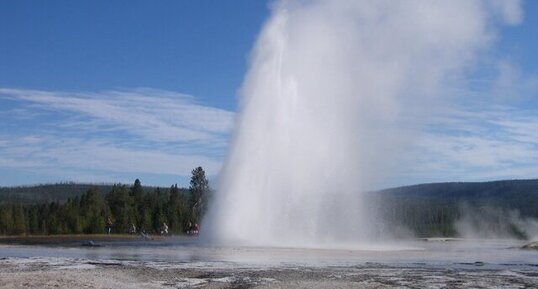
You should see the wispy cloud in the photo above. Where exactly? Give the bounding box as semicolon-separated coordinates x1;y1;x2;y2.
1;84;538;187
395;104;538;185
0;87;233;142
492;60;538;100
0;87;234;185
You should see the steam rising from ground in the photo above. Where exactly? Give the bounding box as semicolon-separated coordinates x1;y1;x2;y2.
204;0;522;247
456;204;538;241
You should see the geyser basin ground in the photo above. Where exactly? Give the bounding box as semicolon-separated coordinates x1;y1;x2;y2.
1;238;537;288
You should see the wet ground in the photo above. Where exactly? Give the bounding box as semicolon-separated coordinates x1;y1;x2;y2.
1;238;537;288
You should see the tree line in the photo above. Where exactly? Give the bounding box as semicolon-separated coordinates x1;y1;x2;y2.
373;180;538;239
0;167;210;235
2;175;537;238
0;183;115;205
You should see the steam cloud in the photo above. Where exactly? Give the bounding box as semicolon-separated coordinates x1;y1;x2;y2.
456;204;538;240
203;0;523;247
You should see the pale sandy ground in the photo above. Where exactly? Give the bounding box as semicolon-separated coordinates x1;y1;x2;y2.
1;257;538;289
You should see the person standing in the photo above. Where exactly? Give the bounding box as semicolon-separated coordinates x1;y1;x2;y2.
160;222;168;235
105;217;113;235
186;222;193;235
129;223;136;234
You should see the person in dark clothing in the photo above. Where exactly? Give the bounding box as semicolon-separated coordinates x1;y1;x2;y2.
105;217;113;235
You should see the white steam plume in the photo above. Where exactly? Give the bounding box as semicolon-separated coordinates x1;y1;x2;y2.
455;204;538;240
203;0;522;247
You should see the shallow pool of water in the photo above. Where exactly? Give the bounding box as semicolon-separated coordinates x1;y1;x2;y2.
1;238;536;270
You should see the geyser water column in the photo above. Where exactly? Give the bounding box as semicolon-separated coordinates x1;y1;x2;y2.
204;0;523;247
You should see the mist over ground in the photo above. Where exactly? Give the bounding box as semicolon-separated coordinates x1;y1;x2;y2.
455;204;538;240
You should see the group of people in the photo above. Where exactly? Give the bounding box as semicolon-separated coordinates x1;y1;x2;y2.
127;222;169;236
186;222;199;235
105;217;195;236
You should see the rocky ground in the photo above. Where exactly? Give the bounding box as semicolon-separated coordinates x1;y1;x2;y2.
522;241;538;249
1;257;537;289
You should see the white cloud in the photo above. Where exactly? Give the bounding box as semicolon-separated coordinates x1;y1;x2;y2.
0;136;222;175
0;87;234;143
0;87;234;185
492;60;538;100
490;0;524;25
397;105;538;183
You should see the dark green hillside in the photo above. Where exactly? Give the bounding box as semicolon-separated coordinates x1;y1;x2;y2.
378;179;538;217
374;179;538;238
0;183;114;205
0;183;186;205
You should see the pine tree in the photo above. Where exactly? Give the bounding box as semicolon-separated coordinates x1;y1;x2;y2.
27;206;40;234
130;179;146;230
47;202;60;234
189;166;209;223
167;184;185;233
82;188;108;234
0;206;13;234
12;205;26;235
106;184;133;233
150;187;166;233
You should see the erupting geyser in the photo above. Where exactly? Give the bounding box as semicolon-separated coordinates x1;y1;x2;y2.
203;0;522;247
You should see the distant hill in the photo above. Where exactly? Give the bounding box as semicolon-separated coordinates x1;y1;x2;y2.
0;182;184;205
2;178;538;209
379;179;538;199
367;179;538;238
376;179;538;217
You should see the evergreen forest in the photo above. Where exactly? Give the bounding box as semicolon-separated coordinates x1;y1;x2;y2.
0;167;210;235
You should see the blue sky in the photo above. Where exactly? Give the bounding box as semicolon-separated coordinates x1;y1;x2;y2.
0;1;268;110
1;1;538;188
0;0;269;186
